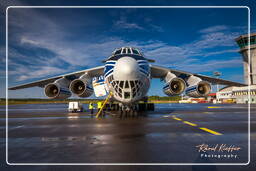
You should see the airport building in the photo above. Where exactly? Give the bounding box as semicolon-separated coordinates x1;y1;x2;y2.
217;85;256;104
216;33;256;104
235;33;256;85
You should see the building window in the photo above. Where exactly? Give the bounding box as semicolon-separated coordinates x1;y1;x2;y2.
244;38;248;46
251;36;256;45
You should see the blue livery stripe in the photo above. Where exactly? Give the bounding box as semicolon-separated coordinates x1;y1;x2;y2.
139;67;149;74
86;86;94;91
163;84;169;89
96;80;105;84
106;62;116;65
139;65;149;71
185;87;197;93
104;66;114;75
105;68;113;75
186;86;197;92
105;70;113;78
60;88;71;94
139;69;149;76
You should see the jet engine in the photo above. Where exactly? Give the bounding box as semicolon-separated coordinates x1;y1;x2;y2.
185;75;211;97
44;78;71;99
69;73;93;97
163;72;186;96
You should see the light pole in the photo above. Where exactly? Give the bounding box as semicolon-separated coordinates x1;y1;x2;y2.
213;71;222;103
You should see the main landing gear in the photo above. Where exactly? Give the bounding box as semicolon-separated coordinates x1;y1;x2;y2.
104;102;155;118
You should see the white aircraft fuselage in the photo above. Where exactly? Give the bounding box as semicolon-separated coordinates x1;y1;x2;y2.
104;55;150;104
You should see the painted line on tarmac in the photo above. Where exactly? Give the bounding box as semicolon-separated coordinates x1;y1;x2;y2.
9;125;24;130
199;127;222;135
183;121;197;127
207;106;221;108
172;116;182;121
171;115;222;136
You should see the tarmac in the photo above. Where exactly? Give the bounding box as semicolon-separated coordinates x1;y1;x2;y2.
0;103;256;171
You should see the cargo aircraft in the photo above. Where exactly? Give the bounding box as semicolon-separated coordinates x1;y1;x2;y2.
9;47;245;109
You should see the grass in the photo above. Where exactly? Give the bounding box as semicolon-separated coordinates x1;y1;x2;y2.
0;99;104;105
0;95;181;105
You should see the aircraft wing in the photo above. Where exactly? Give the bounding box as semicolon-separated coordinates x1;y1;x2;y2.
9;66;104;90
150;65;246;87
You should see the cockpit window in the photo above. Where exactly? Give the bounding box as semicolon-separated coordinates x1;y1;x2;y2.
127;48;131;54
132;49;140;55
114;49;122;55
121;48;126;54
107;47;146;61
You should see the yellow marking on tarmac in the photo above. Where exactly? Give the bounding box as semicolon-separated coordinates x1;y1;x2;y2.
183;121;197;127
207;106;221;108
199;127;222;135
171;115;222;136
172;116;182;121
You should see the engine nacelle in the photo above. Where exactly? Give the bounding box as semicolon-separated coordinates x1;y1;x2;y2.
163;72;186;96
185;76;211;97
69;73;93;97
44;78;71;99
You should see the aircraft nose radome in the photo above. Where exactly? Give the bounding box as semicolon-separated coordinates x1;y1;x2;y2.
113;57;139;80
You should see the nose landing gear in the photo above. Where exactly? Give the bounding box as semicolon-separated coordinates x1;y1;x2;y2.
117;102;154;118
103;101;154;118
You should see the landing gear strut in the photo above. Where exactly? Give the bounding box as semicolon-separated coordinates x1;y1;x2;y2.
103;100;154;118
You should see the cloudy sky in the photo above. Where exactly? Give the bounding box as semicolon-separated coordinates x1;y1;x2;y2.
0;0;254;98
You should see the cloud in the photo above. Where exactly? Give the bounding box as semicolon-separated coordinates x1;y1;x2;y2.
149;24;164;32
172;58;242;73
187;32;239;50
114;16;144;30
202;49;238;57
21;37;40;46
16;66;67;81
6;7;244;84
10;30;242;81
113;14;163;32
199;25;228;33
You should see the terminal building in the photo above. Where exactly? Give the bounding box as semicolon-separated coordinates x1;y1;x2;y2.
217;85;256;104
217;33;256;104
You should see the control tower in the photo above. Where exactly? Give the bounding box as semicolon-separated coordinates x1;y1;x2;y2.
235;33;256;85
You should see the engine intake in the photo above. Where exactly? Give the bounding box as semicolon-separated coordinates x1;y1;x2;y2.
70;74;93;97
185;76;211;97
163;72;186;96
44;78;71;99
